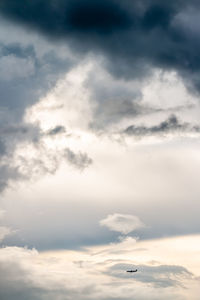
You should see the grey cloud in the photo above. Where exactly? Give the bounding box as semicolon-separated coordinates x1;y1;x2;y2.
90;100;145;130
90;99;164;131
0;23;91;192
84;63;194;131
0;37;73;188
124;114;200;137
1;1;200;92
0;254;65;300
0;123;41;192
0;42;35;58
0;165;23;193
0;55;35;82
85;64;159;130
65;148;93;170
15;146;93;179
107;263;193;288
47;125;66;136
0;248;97;300
0;139;6;155
0;41;73;120
0;121;92;192
0;123;40;145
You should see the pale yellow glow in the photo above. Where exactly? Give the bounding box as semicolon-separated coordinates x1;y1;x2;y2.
42;234;200;276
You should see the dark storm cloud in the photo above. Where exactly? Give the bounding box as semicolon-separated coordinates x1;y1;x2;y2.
1;1;200;88
124;114;200;137
0;0;132;36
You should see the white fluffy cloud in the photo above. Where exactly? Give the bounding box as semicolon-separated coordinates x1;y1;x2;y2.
100;213;145;234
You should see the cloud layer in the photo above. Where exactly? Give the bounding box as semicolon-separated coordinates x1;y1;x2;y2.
0;235;199;300
1;0;200;91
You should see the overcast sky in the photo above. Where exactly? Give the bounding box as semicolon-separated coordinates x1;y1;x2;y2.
0;1;200;299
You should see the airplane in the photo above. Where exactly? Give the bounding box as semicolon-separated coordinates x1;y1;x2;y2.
126;269;137;273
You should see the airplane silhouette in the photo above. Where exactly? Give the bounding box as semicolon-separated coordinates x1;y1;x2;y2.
126;269;137;273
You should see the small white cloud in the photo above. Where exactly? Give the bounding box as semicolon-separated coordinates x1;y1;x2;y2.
100;213;145;235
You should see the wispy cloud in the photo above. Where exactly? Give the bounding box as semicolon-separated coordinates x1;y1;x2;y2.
123;114;200;137
107;263;193;288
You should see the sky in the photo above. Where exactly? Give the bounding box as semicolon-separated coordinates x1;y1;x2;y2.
0;1;200;299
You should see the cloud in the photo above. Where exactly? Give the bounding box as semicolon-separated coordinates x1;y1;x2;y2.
91;236;139;257
46;125;66;136
0;41;74;120
100;213;145;235
0;123;39;192
0;245;197;300
123;114;200;137
0;165;23;192
0;120;92;192
0;247;47;300
0;210;13;242
0;210;5;219
84;62;159;130
0;54;35;81
0;23;79;191
107;263;193;288
10;144;93;190
65;148;93;170
0;227;12;242
0;0;132;36
1;1;200;92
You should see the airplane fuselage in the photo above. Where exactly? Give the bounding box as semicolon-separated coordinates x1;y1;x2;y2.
126;269;137;273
